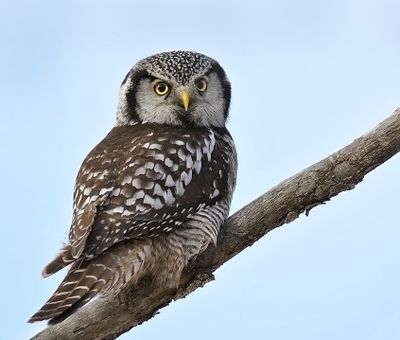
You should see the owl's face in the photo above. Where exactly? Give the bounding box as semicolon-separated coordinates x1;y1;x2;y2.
116;51;231;128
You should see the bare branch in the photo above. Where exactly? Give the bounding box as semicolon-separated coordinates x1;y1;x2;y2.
32;108;400;340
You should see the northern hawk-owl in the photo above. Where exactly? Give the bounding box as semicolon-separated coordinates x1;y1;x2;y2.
29;51;237;324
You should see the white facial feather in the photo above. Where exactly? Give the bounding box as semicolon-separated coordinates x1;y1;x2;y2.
116;76;136;126
189;73;226;127
123;72;226;127
135;78;183;126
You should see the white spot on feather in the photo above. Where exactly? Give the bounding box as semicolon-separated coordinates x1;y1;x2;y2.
112;206;124;214
89;194;99;203
153;198;164;209
211;189;220;198
153;183;165;196
143;194;155;206
83;187;92;195
186;142;195;154
149;143;162;150
167;148;176;154
165;174;175;187
134;167;146;176
194;160;202;174
164;158;173;167
153;154;165;161
136;204;147;212
186;156;193;168
121;176;133;185
144;162;155;170
154;163;164;173
132;178;142;189
99;188;111;195
122;209;134;216
178;148;186;161
175;180;184;196
165;189;175;205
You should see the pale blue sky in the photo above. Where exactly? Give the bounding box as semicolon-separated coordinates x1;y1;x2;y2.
1;1;399;339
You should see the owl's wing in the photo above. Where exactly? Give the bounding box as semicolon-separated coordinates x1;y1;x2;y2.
41;137;120;277
43;126;235;276
81;126;236;258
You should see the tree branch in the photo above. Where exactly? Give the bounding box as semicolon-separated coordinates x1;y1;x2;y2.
32;108;400;340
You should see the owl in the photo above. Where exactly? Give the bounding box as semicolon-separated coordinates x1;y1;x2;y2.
29;51;237;324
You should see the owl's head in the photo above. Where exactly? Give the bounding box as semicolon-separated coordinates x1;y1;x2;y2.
116;51;231;128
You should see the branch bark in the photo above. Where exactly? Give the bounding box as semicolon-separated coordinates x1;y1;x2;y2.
32;108;400;340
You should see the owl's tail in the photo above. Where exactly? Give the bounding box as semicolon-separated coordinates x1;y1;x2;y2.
28;240;150;324
28;255;114;324
41;244;75;278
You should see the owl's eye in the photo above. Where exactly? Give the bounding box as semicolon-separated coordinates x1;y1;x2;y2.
195;79;207;92
154;82;170;96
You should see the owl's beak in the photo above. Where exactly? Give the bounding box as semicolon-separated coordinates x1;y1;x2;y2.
180;91;190;112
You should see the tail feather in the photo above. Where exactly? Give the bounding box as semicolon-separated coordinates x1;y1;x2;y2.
46;272;112;325
28;257;113;323
47;270;111;325
42;245;75;277
29;240;149;324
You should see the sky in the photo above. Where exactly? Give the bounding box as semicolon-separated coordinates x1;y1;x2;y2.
1;0;400;339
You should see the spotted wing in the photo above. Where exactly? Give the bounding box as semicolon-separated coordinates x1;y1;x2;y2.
74;125;235;258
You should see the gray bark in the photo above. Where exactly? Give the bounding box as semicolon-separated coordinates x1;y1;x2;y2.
32;108;400;340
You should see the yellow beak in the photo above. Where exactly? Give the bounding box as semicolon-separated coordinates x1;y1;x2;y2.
180;91;190;111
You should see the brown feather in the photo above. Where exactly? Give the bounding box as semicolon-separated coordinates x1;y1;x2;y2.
30;124;237;323
29;258;110;323
41;245;74;277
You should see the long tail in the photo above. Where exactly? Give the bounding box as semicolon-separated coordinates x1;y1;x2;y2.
28;257;114;323
29;241;150;324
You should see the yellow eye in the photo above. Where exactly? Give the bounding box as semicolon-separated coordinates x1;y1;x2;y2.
196;78;207;92
154;81;170;96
